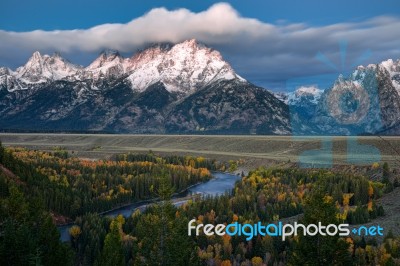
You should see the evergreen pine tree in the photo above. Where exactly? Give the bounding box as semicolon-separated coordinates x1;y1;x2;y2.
96;220;125;266
290;189;352;265
382;162;390;184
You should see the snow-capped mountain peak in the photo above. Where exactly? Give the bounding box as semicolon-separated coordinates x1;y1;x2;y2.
14;51;81;84
15;51;48;83
0;67;11;76
87;50;123;69
283;86;324;105
85;50;129;80
1;40;245;95
380;59;400;95
30;51;42;63
355;59;400;96
381;59;400;73
126;39;243;92
294;86;323;96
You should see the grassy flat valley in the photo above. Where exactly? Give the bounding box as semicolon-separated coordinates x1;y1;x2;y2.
1;133;400;168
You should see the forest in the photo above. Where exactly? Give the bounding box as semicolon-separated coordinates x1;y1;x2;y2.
0;146;215;219
1;141;400;265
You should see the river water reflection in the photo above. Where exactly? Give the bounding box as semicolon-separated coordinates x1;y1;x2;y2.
58;172;241;242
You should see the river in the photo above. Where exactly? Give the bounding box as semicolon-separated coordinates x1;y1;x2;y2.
58;172;241;242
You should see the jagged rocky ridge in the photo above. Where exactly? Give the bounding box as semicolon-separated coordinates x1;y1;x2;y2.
1;39;399;135
0;39;290;134
282;59;400;135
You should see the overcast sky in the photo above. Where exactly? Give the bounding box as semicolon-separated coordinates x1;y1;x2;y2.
0;1;399;90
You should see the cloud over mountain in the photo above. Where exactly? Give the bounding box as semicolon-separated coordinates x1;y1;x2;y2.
0;3;399;89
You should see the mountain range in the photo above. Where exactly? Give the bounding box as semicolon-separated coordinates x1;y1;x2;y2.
281;59;400;135
0;39;399;135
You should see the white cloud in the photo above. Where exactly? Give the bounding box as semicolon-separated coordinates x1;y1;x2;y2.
0;2;399;89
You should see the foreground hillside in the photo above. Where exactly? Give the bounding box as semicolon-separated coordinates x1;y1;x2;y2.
1;144;400;265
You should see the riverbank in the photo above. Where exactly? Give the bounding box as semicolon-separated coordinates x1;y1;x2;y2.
58;172;240;242
55;178;210;227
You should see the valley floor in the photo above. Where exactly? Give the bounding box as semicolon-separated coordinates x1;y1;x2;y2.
1;133;400;168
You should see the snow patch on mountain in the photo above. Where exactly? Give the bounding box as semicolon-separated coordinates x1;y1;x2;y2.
380;59;400;95
355;59;400;96
286;86;324;105
273;92;288;103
